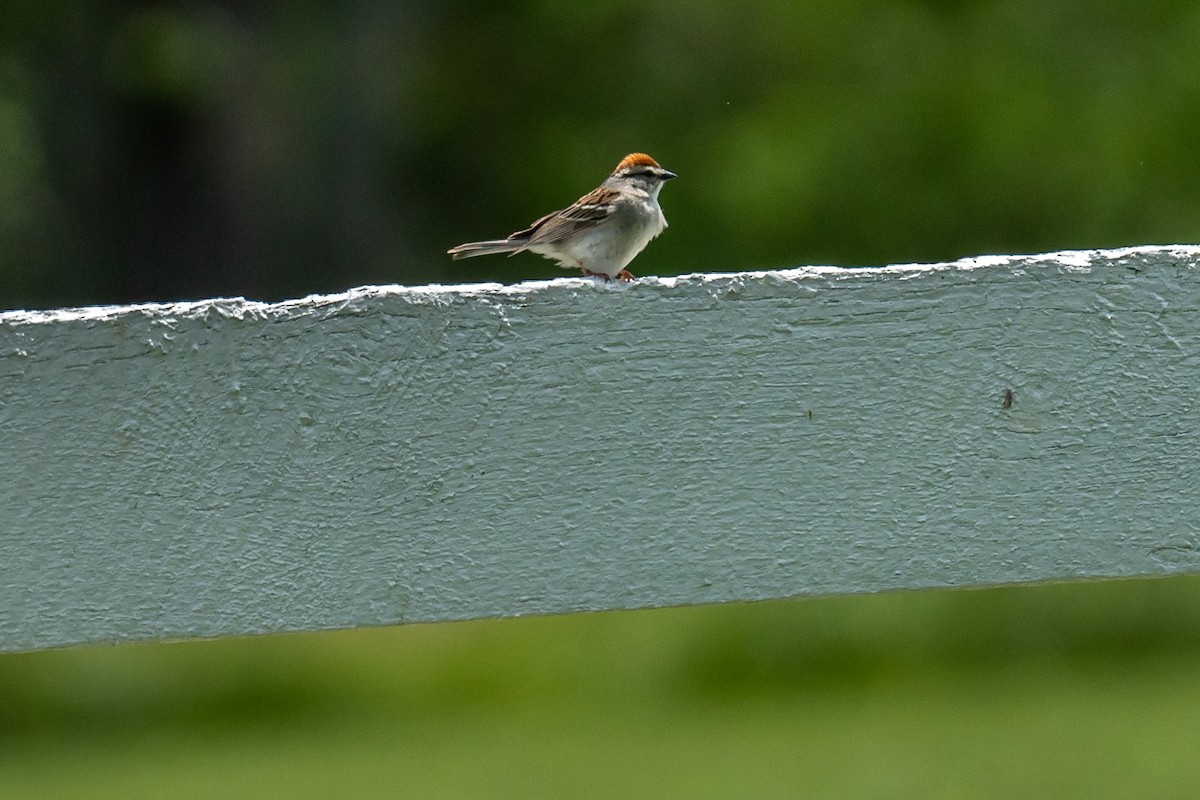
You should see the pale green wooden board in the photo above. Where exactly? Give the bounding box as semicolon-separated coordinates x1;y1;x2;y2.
2;246;1199;652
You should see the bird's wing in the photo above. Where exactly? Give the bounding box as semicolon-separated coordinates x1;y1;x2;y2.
509;187;618;246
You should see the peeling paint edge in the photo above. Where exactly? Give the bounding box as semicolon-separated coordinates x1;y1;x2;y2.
3;244;1198;325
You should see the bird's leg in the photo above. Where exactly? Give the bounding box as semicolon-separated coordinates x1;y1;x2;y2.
616;270;636;282
581;268;612;282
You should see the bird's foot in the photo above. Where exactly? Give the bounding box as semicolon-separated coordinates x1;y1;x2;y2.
581;268;612;282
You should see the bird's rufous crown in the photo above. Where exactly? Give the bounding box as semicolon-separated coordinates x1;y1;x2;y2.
615;153;662;172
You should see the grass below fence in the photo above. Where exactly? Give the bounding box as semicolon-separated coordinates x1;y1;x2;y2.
3;575;1200;798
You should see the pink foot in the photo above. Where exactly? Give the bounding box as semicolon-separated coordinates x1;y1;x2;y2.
581;268;612;282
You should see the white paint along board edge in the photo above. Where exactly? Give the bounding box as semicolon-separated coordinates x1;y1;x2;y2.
2;245;1200;652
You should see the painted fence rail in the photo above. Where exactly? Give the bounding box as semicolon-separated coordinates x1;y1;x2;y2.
3;246;1200;653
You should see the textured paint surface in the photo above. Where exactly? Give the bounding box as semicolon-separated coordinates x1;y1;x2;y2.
2;246;1200;652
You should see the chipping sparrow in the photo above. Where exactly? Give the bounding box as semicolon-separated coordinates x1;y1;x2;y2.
448;153;677;281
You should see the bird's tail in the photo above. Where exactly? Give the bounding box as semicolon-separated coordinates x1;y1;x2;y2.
447;239;526;260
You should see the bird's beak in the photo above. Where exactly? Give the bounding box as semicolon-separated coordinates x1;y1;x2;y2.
661;170;678;181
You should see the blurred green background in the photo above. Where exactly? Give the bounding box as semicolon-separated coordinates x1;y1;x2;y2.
3;0;1199;308
3;1;1200;796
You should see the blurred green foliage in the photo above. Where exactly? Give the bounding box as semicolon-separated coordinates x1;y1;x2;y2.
1;1;1198;309
3;3;1200;795
6;576;1200;739
4;578;1200;797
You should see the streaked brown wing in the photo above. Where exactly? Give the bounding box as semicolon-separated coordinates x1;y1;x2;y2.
509;188;617;246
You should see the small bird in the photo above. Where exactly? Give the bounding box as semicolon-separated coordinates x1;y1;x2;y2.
448;153;677;281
